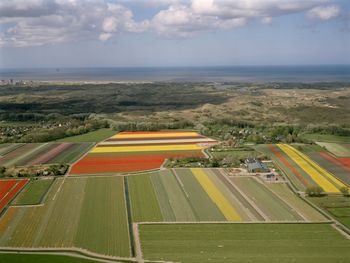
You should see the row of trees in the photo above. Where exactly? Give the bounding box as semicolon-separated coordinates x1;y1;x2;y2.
306;186;349;197
14;119;109;143
0;164;69;178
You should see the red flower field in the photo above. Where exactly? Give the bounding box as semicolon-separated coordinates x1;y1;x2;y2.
70;151;204;174
70;131;217;175
0;179;28;212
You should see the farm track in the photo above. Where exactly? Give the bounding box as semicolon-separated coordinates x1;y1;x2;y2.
216;169;266;221
254;177;308;221
132;224;143;263
0;247;136;263
124;177;136;258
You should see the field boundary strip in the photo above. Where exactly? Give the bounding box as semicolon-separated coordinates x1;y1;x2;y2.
218;169;269;221
331;224;350;240
132;223;144;263
253;177;309;221
0;247;136;263
136;221;334;225
215;169;266;221
123;177;136;258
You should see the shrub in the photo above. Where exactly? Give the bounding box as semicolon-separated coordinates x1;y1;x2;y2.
305;186;324;197
340;187;350;197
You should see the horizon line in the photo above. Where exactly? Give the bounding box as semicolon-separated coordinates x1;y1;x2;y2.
1;64;350;70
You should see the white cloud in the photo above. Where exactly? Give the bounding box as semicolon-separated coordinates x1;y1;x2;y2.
0;0;343;47
0;0;149;47
150;0;330;37
102;17;119;32
99;32;112;41
307;5;340;20
261;17;273;24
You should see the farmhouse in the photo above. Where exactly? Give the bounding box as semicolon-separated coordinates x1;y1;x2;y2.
245;158;269;173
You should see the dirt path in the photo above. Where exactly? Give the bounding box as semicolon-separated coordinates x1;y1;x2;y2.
171;169;190;198
0;247;136;262
254;177;308;221
133;223;144;263
218;169;270;221
331;224;350;240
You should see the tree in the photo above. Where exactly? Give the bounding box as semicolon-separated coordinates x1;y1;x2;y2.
305;186;324;197
210;158;220;167
0;166;6;177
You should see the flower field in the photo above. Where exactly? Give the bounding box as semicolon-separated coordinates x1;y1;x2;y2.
128;168;325;222
257;144;349;193
277;144;346;193
0;177;130;257
0;143;93;167
316;142;350;157
191;168;241;221
70;131;217;175
0;179;28;212
304;149;350;186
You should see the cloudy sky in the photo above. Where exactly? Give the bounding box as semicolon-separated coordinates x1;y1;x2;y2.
0;0;349;68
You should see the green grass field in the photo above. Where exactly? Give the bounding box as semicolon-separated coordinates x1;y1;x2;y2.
49;143;94;164
266;183;326;222
210;148;258;159
155;170;196;221
0;254;101;263
128;174;163;222
140;223;350;263
316;142;350;157
300;133;350;143
12;178;54;205
231;177;303;221
328;208;350;229
56;129;116;143
0;177;130;257
74;177;130;257
308;196;350;229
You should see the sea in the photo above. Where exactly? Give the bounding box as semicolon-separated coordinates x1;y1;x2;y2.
0;65;349;83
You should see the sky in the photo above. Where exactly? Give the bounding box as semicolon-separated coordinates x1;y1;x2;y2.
0;0;349;68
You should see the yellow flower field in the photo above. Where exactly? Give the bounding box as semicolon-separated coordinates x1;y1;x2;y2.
111;132;200;139
283;144;347;189
277;144;344;193
191;168;241;221
91;144;203;153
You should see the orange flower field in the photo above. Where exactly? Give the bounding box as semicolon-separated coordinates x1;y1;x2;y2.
70;131;217;175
